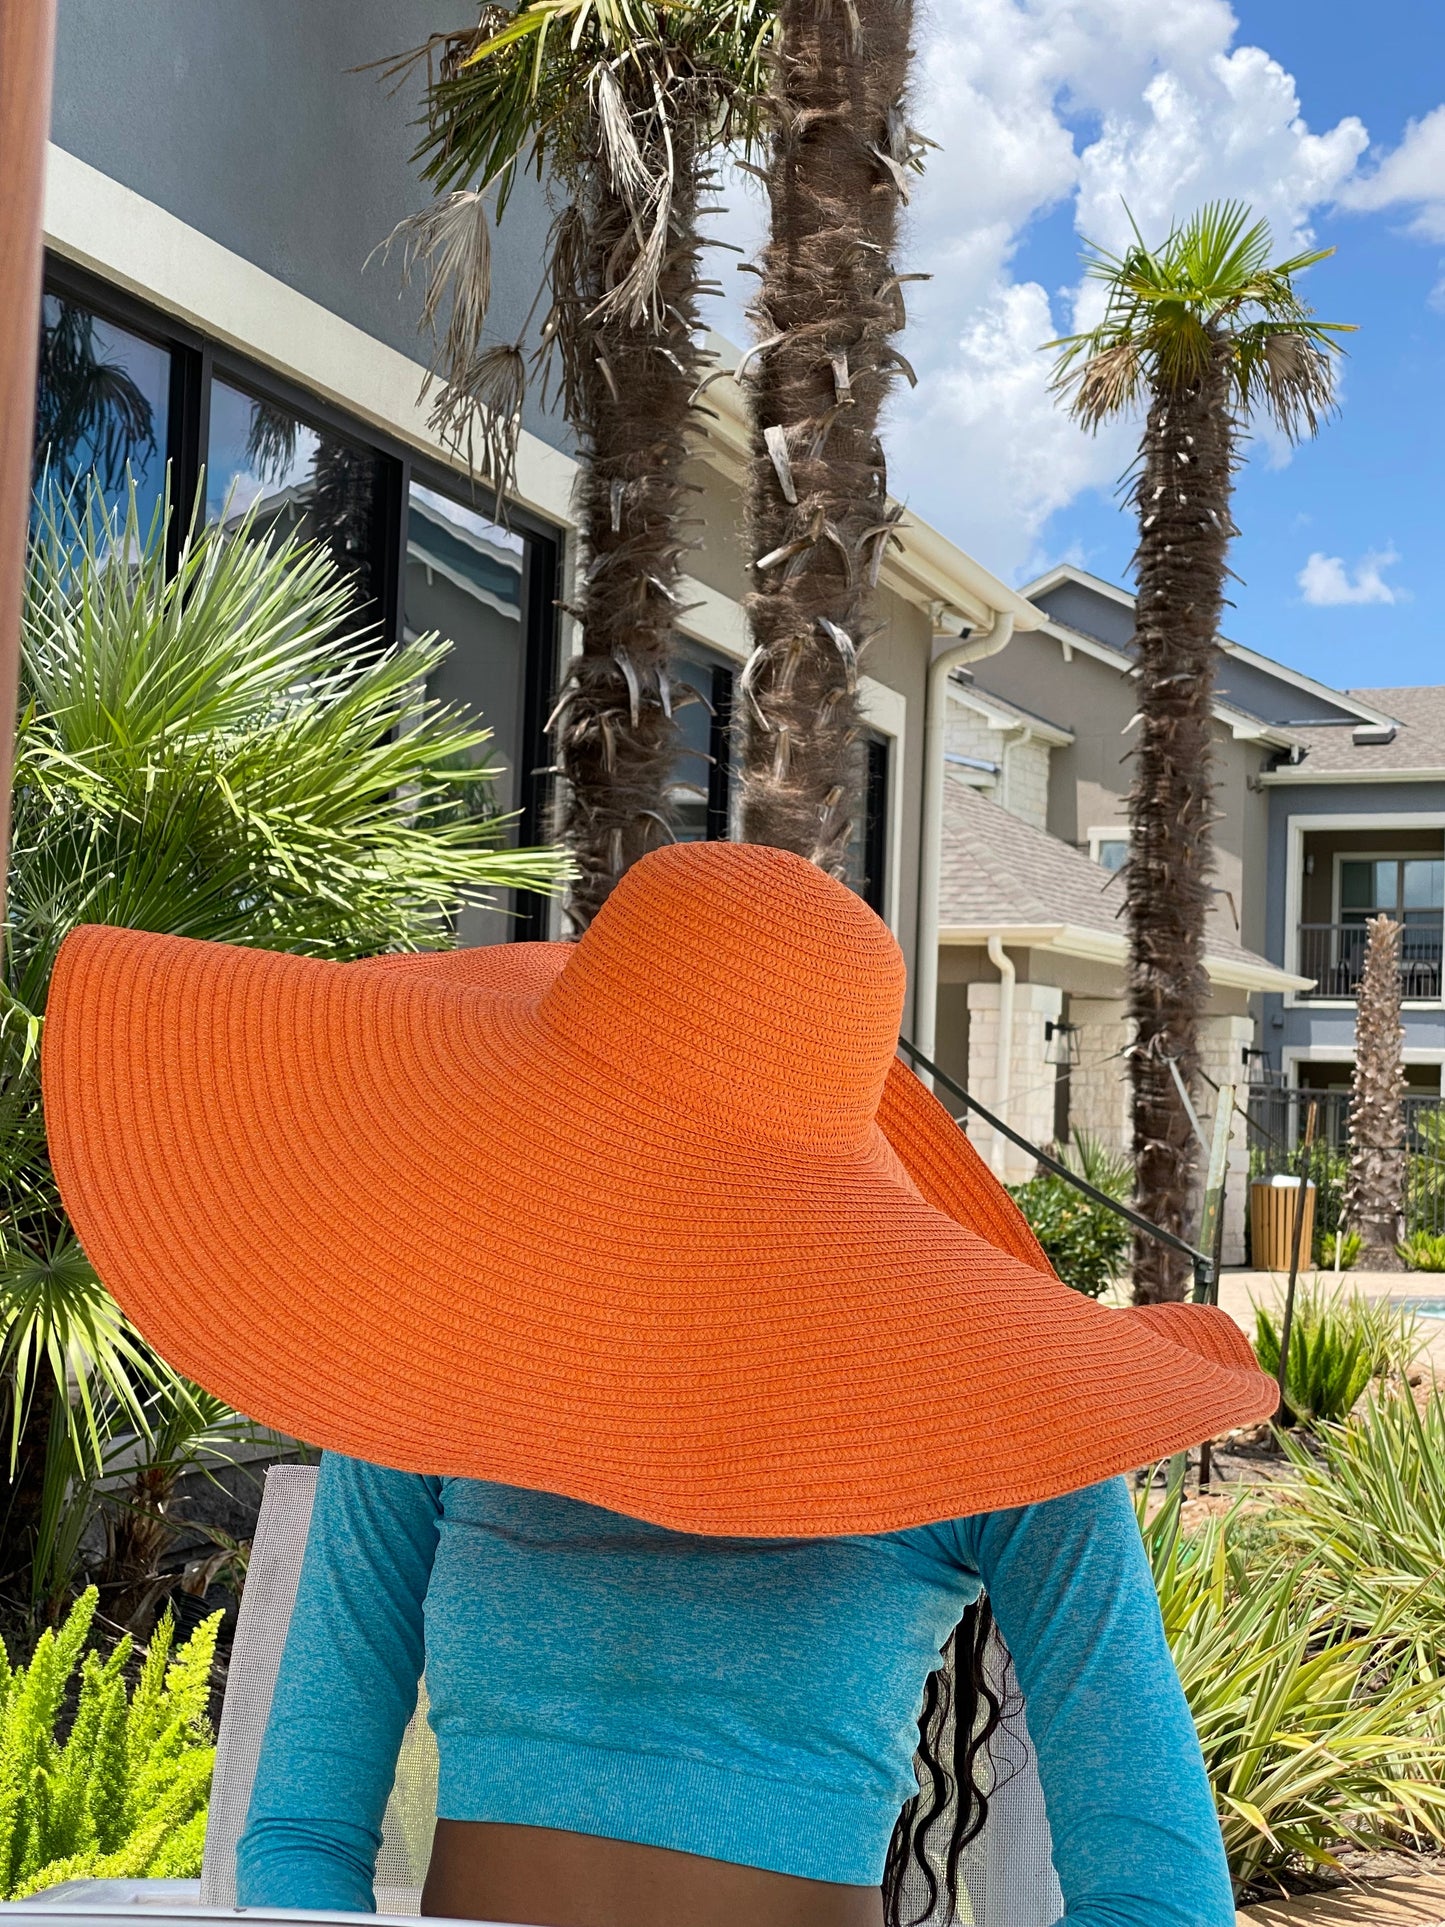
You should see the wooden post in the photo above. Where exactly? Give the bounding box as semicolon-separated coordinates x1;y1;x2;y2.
0;0;57;923
1195;1083;1235;1492
1275;1099;1320;1420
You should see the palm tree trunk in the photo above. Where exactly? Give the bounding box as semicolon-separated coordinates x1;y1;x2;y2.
1345;914;1407;1269
1127;344;1234;1302
740;0;915;870
549;123;707;931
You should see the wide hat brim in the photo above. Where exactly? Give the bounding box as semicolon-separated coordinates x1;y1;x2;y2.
43;846;1276;1536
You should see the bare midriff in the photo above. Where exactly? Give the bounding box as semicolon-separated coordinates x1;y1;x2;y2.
421;1819;886;1927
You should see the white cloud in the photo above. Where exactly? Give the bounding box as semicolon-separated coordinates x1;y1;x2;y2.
1338;105;1445;241
697;0;1432;585
1297;547;1402;607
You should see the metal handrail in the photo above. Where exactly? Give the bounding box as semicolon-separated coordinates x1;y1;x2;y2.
896;1037;1217;1304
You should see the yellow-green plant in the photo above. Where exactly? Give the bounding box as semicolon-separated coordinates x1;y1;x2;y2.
1252;1281;1420;1426
1139;1471;1445;1892
1399;1230;1445;1272
1269;1392;1445;1670
0;1589;220;1898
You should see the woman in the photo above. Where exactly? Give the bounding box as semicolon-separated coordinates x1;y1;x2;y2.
43;841;1274;1927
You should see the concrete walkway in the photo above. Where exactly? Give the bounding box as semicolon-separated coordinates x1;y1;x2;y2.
1239;1870;1445;1923
1216;1269;1445;1378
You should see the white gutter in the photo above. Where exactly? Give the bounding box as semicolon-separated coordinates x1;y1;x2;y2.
936;920;1314;994
985;934;1016;1176
913;614;1015;1075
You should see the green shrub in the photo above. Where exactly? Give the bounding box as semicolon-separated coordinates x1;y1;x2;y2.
1268;1391;1445;1670
1009;1133;1131;1298
1252;1282;1419;1426
1314;1226;1361;1271
1400;1230;1445;1272
0;1588;219;1898
1139;1471;1445;1894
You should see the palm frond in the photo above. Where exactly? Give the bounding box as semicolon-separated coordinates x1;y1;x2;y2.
1046;198;1352;442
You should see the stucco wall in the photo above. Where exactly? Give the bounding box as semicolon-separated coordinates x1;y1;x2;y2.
50;0;568;450
1263;783;1445;1076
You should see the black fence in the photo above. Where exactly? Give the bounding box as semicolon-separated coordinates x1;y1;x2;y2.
1244;1084;1445;1250
1297;921;1444;1001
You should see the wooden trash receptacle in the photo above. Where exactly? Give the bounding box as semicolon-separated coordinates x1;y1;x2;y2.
1249;1175;1316;1271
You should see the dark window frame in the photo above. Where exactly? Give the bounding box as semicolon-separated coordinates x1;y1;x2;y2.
858;731;890;915
38;254;563;942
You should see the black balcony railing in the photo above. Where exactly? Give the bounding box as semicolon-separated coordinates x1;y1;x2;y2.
1297;920;1444;1000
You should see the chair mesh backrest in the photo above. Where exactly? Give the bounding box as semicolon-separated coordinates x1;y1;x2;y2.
202;1466;1059;1924
201;1465;437;1913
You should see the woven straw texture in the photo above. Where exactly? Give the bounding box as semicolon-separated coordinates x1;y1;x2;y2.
42;841;1276;1536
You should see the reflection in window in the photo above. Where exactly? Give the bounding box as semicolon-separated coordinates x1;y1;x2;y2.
1095;837;1129;873
667;648;735;843
206;380;382;610
1341;857;1445;927
33;297;170;528
405;483;527;945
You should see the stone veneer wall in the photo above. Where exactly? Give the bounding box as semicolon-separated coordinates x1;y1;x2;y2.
965;979;1064;1185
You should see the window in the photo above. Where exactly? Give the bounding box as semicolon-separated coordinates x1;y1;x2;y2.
667;645;736;842
33;260;562;944
1340;857;1445;927
405;482;526;806
34;294;173;531
844;732;891;915
207;378;390;626
1089;830;1129;873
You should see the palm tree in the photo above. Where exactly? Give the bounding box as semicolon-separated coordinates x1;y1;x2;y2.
378;1;768;928
737;0;925;870
1049;203;1351;1302
1;479;568;1621
1345;916;1407;1270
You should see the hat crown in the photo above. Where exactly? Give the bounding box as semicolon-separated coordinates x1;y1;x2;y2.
540;843;906;1148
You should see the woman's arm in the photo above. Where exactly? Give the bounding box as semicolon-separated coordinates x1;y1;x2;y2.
961;1478;1234;1927
236;1453;442;1914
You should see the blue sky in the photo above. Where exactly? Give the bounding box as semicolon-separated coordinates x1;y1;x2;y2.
1020;1;1445;692
708;2;1445;695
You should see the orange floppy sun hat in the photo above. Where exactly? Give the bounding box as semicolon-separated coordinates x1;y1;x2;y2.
42;840;1275;1537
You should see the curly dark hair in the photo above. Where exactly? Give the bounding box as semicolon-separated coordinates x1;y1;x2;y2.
880;1598;1024;1927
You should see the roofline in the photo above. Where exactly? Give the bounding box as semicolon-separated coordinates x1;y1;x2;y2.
936;921;1310;992
1021;563;1138;612
946;682;1074;746
1024;565;1395;730
1217;639;1394;728
1036;618;1300;748
1258;766;1445;787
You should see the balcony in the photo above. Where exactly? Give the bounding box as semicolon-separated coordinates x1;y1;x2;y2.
1297;920;1444;1000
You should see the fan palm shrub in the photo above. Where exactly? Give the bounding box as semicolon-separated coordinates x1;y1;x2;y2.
1;481;568;1619
1049;205;1351;1302
0;1588;219;1898
739;0;924;871
381;0;769;928
1140;1470;1445;1893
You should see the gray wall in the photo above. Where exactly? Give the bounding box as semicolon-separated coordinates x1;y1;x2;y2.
51;0;569;451
1263;781;1445;1071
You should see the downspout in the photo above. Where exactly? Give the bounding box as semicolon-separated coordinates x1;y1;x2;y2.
986;934;1015;1177
914;611;1015;1079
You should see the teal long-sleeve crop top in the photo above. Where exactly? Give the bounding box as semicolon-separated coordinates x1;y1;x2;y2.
237;1456;1234;1926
